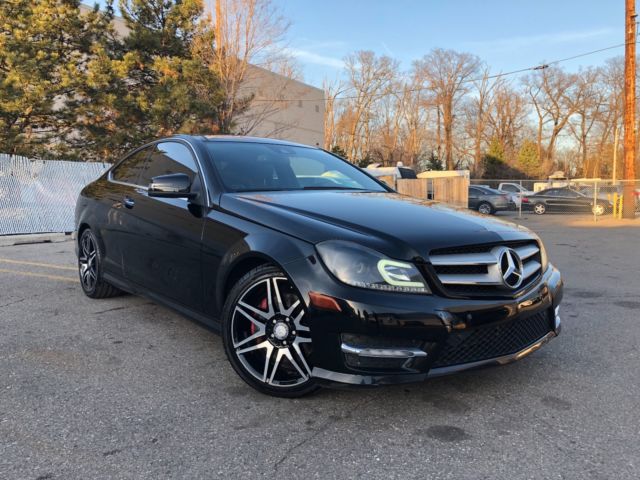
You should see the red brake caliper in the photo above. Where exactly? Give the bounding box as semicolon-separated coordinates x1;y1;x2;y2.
250;297;268;334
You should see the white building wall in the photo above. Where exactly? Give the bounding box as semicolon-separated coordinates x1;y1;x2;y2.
237;65;325;147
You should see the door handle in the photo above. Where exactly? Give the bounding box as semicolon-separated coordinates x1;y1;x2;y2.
123;196;135;209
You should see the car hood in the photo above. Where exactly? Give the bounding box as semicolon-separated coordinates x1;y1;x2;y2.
221;191;537;261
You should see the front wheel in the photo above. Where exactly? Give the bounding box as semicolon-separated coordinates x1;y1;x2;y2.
592;203;605;216
222;265;319;397
533;203;546;215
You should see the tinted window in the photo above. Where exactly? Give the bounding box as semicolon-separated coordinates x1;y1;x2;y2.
112;147;152;184
469;187;481;195
398;167;417;179
501;184;518;192
205;142;386;192
555;189;577;198
139;142;198;187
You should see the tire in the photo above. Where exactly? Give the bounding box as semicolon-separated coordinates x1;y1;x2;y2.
477;202;493;215
78;228;122;299
533;203;546;215
592;203;605;216
222;265;319;398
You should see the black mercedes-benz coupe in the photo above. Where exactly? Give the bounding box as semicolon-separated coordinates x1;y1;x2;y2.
75;135;563;397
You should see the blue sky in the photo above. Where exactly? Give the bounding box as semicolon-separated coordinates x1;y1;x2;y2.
87;1;624;88
276;0;624;87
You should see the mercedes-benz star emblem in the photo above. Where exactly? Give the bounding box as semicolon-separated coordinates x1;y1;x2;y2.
498;247;524;289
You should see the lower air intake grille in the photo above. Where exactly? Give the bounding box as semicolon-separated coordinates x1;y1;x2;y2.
432;310;552;368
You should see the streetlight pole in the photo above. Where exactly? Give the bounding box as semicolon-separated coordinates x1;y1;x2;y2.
623;0;637;218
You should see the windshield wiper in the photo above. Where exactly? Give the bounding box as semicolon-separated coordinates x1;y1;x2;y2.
301;186;366;190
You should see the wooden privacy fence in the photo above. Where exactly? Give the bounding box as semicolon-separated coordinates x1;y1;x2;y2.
379;176;469;208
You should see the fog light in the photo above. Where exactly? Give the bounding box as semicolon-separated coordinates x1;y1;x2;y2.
554;306;561;330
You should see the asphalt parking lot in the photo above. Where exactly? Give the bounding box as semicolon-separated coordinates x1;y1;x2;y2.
1;215;639;479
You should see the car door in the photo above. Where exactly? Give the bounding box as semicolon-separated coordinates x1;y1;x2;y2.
565;190;591;211
541;189;563;211
554;189;580;211
123;141;207;310
103;146;154;278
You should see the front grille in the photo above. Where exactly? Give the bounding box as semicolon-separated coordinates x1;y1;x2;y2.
432;310;552;368
429;240;542;297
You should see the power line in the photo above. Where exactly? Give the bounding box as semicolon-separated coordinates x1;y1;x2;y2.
251;40;637;104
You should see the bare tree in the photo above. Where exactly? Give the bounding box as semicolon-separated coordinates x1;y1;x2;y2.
342;51;397;161
322;79;343;150
568;67;608;176
415;49;481;169
523;66;577;173
211;0;293;134
485;83;528;158
465;67;502;175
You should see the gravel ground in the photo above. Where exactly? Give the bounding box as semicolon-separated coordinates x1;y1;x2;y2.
1;214;639;479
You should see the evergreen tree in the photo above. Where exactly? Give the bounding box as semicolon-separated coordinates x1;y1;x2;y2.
70;0;223;160
517;139;542;178
424;152;444;171
481;137;507;178
330;145;348;158
0;0;110;157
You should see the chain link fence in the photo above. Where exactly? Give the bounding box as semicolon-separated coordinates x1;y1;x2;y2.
0;154;110;235
469;178;640;221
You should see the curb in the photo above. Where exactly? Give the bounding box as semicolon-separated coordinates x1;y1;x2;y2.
0;232;73;247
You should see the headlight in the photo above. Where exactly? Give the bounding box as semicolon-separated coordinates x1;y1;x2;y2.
539;239;549;271
316;240;430;294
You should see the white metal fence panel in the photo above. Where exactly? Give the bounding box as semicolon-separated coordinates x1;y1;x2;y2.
0;154;110;235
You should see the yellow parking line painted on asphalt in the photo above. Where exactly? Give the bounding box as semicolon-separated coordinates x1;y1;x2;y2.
0;258;76;271
0;268;78;283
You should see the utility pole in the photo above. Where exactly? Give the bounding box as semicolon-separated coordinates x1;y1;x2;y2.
623;0;637;218
612;124;620;182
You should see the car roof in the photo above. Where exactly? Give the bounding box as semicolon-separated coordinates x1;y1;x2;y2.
171;134;318;149
471;185;500;193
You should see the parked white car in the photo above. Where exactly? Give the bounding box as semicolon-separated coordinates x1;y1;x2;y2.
498;182;535;207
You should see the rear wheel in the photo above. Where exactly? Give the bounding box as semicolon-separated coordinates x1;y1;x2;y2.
533;203;546;215
78;229;121;298
222;265;319;397
477;202;493;215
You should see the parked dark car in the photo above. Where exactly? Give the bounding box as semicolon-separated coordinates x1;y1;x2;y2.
75;135;563;397
468;185;511;214
523;187;612;215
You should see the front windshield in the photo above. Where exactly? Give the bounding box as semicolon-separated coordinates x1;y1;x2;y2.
205;142;387;193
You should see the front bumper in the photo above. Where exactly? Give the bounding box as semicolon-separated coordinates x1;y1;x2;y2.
283;255;563;387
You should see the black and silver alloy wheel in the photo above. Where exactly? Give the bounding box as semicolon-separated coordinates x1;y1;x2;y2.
79;231;98;292
78;229;121;299
222;266;318;397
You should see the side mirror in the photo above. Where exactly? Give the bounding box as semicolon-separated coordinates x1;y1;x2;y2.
148;173;195;199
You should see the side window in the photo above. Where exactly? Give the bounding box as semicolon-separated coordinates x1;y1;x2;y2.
469;187;480;195
111;147;152;184
502;184;517;192
138;142;199;187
